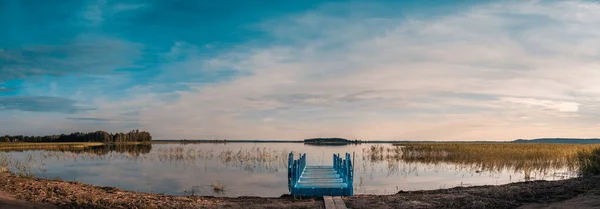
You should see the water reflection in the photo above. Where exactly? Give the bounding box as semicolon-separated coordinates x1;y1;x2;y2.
80;144;152;155
0;143;591;197
303;143;354;147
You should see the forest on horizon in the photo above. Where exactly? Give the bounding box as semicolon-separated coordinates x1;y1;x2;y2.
0;130;152;143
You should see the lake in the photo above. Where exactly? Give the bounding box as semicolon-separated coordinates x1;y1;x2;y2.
0;143;580;197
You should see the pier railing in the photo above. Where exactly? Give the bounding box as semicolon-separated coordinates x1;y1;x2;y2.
333;153;353;185
288;152;306;191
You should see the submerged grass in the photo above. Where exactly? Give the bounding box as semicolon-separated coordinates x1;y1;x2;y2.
154;146;289;172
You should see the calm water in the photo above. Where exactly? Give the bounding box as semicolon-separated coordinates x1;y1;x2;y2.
1;143;577;197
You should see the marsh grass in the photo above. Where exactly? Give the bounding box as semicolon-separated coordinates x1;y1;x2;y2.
0;153;41;177
0;153;8;173
5;145;290;175
0;142;103;150
2;146;292;196
577;148;600;176
154;146;289;172
387;143;600;176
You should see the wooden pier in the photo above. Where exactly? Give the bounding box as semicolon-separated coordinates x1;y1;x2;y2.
288;152;353;197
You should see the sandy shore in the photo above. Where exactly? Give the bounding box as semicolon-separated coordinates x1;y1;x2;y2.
1;172;599;209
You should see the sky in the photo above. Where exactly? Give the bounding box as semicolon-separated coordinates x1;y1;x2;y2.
1;0;600;141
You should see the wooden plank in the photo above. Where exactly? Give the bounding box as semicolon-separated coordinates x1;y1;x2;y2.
333;196;348;209
324;196;336;209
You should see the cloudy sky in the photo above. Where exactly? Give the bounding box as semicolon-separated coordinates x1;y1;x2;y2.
1;0;600;140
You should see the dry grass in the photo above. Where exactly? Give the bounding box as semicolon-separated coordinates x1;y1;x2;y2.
0;153;44;178
0;142;103;150
211;182;225;193
578;148;600;176
389;143;600;175
154;146;289;172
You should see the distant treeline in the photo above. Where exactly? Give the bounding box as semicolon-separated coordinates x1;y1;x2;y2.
513;138;600;144
0;130;152;143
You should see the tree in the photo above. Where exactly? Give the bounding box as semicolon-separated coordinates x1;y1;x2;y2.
1;130;152;143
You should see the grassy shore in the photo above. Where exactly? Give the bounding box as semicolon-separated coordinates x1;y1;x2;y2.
0;142;154;149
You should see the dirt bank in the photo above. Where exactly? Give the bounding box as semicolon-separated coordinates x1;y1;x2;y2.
1;172;600;209
0;191;58;209
0;172;319;209
345;176;600;209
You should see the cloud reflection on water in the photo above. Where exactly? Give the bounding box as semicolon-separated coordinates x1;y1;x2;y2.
0;143;582;197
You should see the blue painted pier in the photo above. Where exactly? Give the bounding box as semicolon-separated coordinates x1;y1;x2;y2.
288;152;354;197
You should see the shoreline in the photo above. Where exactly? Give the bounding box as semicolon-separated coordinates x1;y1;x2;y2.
1;172;599;209
2;140;599;149
0;142;104;150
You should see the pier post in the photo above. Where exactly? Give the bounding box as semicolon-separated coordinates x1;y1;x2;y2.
292;160;296;187
348;153;353;187
288;152;293;191
333;154;337;172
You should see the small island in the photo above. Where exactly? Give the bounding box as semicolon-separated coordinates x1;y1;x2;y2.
303;138;361;145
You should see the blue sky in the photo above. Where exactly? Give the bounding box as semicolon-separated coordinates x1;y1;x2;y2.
1;0;600;140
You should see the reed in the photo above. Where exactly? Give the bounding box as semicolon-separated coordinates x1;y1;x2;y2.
0;153;9;173
154;146;289;172
0;142;103;150
390;143;600;175
577;148;600;176
0;153;41;177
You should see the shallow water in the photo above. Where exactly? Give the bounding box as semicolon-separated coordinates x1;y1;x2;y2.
0;143;578;197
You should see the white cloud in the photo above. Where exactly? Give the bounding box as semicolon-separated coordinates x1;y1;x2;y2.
136;0;600;140
500;97;580;112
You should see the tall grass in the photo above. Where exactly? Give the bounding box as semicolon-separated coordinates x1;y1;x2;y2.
3;145;290;174
154;146;289;172
0;153;9;173
378;143;600;176
578;148;600;176
0;153;41;177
